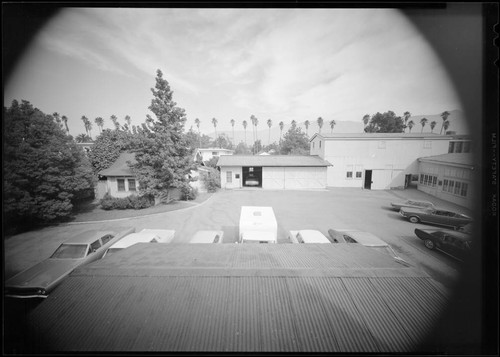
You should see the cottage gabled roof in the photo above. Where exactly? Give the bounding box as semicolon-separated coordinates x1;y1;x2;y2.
418;153;475;168
217;155;331;167
27;243;449;353
98;152;137;177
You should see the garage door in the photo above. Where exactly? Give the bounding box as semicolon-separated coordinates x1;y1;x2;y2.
262;167;285;189
284;167;326;189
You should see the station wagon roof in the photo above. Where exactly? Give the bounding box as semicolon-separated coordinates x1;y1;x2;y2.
107;232;160;249
63;231;116;244
333;230;388;246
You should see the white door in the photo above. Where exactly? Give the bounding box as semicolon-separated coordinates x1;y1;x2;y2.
371;169;392;190
284;167;326;189
262;167;285;189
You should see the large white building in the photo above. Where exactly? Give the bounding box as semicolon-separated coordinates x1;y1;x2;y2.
309;133;453;190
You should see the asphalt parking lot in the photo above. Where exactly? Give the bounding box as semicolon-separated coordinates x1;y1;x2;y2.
4;187;475;289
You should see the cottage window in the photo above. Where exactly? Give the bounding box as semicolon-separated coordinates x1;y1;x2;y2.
461;183;468;197
443;179;448;191
117;179;125;191
448;180;455;193
455;142;463;153
356;171;362;178
346;171;353;179
454;181;461;195
448;142;455;153
128;179;136;191
432;176;437;187
227;171;232;183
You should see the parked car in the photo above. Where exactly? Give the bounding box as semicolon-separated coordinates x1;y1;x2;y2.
399;207;472;228
5;228;135;299
414;228;472;262
103;229;175;258
328;229;410;265
390;199;436;211
189;230;224;243
288;230;331;243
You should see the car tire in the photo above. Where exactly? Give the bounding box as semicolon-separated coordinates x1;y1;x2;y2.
424;239;435;250
409;216;420;224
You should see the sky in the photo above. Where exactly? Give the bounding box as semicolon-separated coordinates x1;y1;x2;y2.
4;7;463;139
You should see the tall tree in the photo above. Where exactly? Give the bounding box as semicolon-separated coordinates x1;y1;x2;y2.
4;100;95;229
84;118;93;139
81;116;89;137
230;118;235;145
279;121;284;145
211;117;218;145
304;120;310;137
430;121;437;133
363;111;404;133
420;117;428;132
94;117;104;134
443;120;450;133
407;120;415;133
250;115;257;153
440;111;450;134
194;118;201;148
52;112;62;130
291;120;297;129
242;120;248;145
330;119;336;133
129;69;196;205
124;115;131;130
267;118;272;145
280;126;309;155
110;115;120;131
362;114;370;128
403;111;411;132
61;115;69;134
317;117;324;134
76;133;92;143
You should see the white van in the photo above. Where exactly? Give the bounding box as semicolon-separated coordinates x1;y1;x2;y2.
239;206;278;244
102;229;175;258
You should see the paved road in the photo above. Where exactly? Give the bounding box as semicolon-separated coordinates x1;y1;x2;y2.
5;188;474;290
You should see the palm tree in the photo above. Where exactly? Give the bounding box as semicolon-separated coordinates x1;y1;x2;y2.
230;119;235;145
61;115;69;134
242;120;248;145
330;119;336;133
440;111;450;134
76;133;90;143
254;117;259;153
403;111;411;132
291;120;297;129
211;117;218;144
125;115;131;131
279;121;284;145
430;121;437;133
443;120;450;134
362;114;370;128
304;120;310;137
84;118;93;139
267;119;272;145
81;116;89;137
317;117;324;134
420;117;428;132
110;115;120;130
407;120;415;133
52;112;62;129
194;118;201;148
95;117;104;133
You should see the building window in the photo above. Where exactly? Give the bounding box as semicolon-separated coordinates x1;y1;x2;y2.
454;181;461;195
448;142;455;153
424;174;429;185
443;179;448;191
455;142;463;153
432;176;437;187
249;167;254;172
128;179;136;191
461;183;468;197
346;171;353;179
448;180;455;193
117;179;125;191
226;171;232;183
356;171;362;178
420;174;424;184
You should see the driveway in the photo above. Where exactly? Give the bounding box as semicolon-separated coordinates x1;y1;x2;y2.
4;188;475;289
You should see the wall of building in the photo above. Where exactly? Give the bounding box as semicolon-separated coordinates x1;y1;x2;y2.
311;137;450;189
105;176;139;198
418;161;474;209
220;166;243;189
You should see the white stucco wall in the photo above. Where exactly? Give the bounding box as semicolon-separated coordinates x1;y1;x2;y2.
311;137;450;189
220;166;243;189
418;161;474;209
105;176;139;198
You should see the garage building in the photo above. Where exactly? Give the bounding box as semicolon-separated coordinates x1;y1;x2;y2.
217;155;331;190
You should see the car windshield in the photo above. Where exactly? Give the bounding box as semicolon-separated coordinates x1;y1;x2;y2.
50;244;88;259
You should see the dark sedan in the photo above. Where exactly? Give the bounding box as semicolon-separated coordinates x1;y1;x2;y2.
5;228;134;298
414;228;472;262
400;207;472;228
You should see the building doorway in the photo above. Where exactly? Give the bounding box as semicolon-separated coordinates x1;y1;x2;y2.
242;166;262;187
364;170;372;189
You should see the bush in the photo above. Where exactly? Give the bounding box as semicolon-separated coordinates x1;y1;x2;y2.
100;193;154;210
200;168;220;193
180;183;198;201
